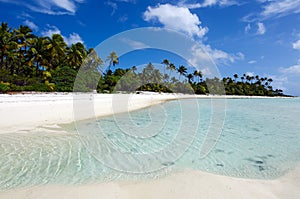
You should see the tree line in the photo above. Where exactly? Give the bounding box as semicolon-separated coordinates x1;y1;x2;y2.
0;22;286;96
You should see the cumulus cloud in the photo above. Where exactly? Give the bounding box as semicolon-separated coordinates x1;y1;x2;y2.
64;33;84;45
292;40;300;50
256;22;266;35
23;20;39;31
41;25;83;45
143;4;208;38
188;44;245;69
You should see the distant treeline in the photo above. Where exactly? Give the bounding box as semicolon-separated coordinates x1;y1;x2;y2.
0;22;286;96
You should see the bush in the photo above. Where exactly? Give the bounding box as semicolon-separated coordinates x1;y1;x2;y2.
0;82;10;93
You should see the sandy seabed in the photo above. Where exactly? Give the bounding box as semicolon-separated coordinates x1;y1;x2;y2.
0;93;299;199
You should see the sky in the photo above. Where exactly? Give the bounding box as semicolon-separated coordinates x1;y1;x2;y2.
0;0;300;95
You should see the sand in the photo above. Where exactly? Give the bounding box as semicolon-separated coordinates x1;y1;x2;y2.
0;168;299;199
0;93;299;199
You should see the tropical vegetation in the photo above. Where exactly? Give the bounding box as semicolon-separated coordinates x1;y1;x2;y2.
0;22;287;96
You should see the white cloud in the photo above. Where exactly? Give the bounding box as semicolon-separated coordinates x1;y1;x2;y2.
245;24;251;33
292;40;300;50
106;0;136;15
202;0;238;7
41;25;83;45
245;71;255;77
256;22;266;35
261;0;300;19
64;33;84;45
280;64;300;75
243;0;300;22
23;20;39;31
41;25;61;37
179;0;238;8
248;60;257;64
188;44;244;68
0;0;84;15
120;38;150;49
143;4;208;39
263;74;288;91
106;1;118;15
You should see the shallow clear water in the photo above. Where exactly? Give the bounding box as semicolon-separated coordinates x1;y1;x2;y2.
0;98;300;190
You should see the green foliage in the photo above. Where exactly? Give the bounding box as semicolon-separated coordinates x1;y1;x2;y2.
0;21;287;96
52;66;77;92
0;82;10;93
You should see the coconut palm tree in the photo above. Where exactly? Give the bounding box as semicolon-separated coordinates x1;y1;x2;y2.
0;22;14;70
167;63;176;81
187;73;194;84
162;59;169;78
177;65;187;81
132;65;137;74
233;74;238;82
65;42;87;70
29;37;47;76
193;70;203;83
45;34;67;70
106;51;118;72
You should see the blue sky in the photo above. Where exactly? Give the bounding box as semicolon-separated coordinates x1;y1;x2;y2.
0;0;300;95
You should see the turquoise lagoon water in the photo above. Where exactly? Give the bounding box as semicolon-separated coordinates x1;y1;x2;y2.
1;98;300;190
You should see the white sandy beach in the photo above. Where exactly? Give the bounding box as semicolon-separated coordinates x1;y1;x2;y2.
0;93;299;199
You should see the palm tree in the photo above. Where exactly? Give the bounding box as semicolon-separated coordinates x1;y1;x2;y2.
65;42;87;70
168;63;176;81
162;59;169;78
132;65;137;74
0;22;14;70
106;51;118;72
29;37;47;76
187;73;194;84
45;34;67;70
193;70;203;83
177;65;187;81
15;25;34;75
267;78;273;86
233;74;238;82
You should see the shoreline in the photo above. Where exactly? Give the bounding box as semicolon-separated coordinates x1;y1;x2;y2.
1;92;294;134
0;93;299;198
0;166;299;199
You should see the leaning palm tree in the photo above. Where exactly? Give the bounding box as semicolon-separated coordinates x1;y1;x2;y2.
168;63;176;81
106;51;118;72
177;65;187;81
193;70;203;83
162;59;169;78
